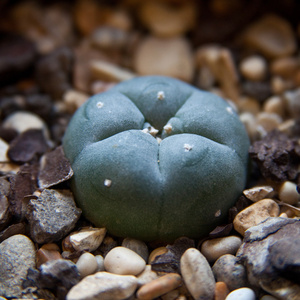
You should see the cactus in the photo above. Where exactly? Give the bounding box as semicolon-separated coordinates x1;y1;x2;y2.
63;76;250;242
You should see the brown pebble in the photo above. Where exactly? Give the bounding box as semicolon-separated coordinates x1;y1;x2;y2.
214;281;230;300
36;247;62;268
136;273;182;300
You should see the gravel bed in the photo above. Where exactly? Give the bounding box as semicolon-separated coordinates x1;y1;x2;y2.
0;1;300;299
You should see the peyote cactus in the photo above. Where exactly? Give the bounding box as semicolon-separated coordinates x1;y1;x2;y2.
63;76;250;242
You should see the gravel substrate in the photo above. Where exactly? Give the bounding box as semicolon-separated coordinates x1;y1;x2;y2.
0;1;300;300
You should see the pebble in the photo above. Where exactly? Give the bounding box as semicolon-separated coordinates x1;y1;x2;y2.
104;246;146;276
180;248;215;300
148;247;168;264
239;55;267;81
256;112;282;133
237;96;260;115
200;236;242;263
76;252;98;278
283;88;300;119
263;96;285;118
270;56;299;78
122;237;149;262
0;138;9;162
136;264;160;287
66;271;138;300
212;254;247;291
134;36;194;82
243;186;274;202
62;89;89;113
27;189;82;244
233;199;280;235
242;14;297;58
36;245;62;268
63;227;106;253
138;1;196;37
0;234;36;298
260;295;279;300
225;287;256;300
2;111;50;139
239;112;258;141
90;60;136;82
95;255;105;272
136;273;182;300
214;282;230;300
278;181;300;205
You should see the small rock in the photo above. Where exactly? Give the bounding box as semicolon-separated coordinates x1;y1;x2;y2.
138;1;196;37
62;227;106;253
225;287;256;300
104;246;146;276
36;246;62;268
270;56;300;78
263;96;285;118
0;234;36;298
2;111;50;139
0;138;9;162
214;282;230;300
134;36;194;82
136;273;182;300
62;89;89;113
95;255;105;272
212;254;247;291
39;258;80;299
76;252;98;278
122;237;149;262
148;247;168;264
66;271;138;300
256;112;282;133
136;265;159;287
233;199;280;236
242;14;297;58
201;236;242;263
283;88;300;119
242;80;272;103
27;189;82;244
90;60;136;82
180;248;215;300
239;55;267;81
278;181;300;205
243;186;274;202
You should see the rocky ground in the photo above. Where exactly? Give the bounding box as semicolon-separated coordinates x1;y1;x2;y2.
0;0;300;299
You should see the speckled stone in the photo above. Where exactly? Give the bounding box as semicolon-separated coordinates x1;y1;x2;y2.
0;234;36;298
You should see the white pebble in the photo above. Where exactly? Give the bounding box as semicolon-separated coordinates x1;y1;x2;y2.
225;287;256;300
201;236;242;263
278;181;300;205
240;55;267;81
180;248;215;300
95;255;105;272
76;252;98;278
104;246;146;275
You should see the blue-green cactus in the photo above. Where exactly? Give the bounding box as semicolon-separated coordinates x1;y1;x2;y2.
63;76;250;242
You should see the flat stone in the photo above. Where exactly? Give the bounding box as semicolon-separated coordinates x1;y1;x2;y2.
138;1;196;37
104;246;146;276
237;217;300;298
212;254;247;291
27;189;81;244
0;234;36;298
134;36;194;82
242;14;297;58
180;248;215;300
66;271;138;300
201;235;242;263
136;273;182;300
233;199;280;236
63;226;106;253
243;186;274;202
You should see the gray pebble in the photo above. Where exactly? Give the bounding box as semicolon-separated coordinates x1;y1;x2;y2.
27;189;81;244
212;254;247;291
0;234;36;298
122;237;149;262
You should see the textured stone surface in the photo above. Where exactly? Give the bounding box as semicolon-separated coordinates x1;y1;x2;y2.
66;272;138;300
27;189;81;244
0;234;36;298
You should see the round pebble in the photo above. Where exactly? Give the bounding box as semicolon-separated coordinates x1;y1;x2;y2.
239;55;267;81
225;287;256;300
104;246;146;276
263;96;285;117
201;236;242;263
212;254;247;291
136;273;182;300
76;252;98;278
180;248;215;300
134;36;194;82
122;237;149;262
278;181;300;205
233;199;280;236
